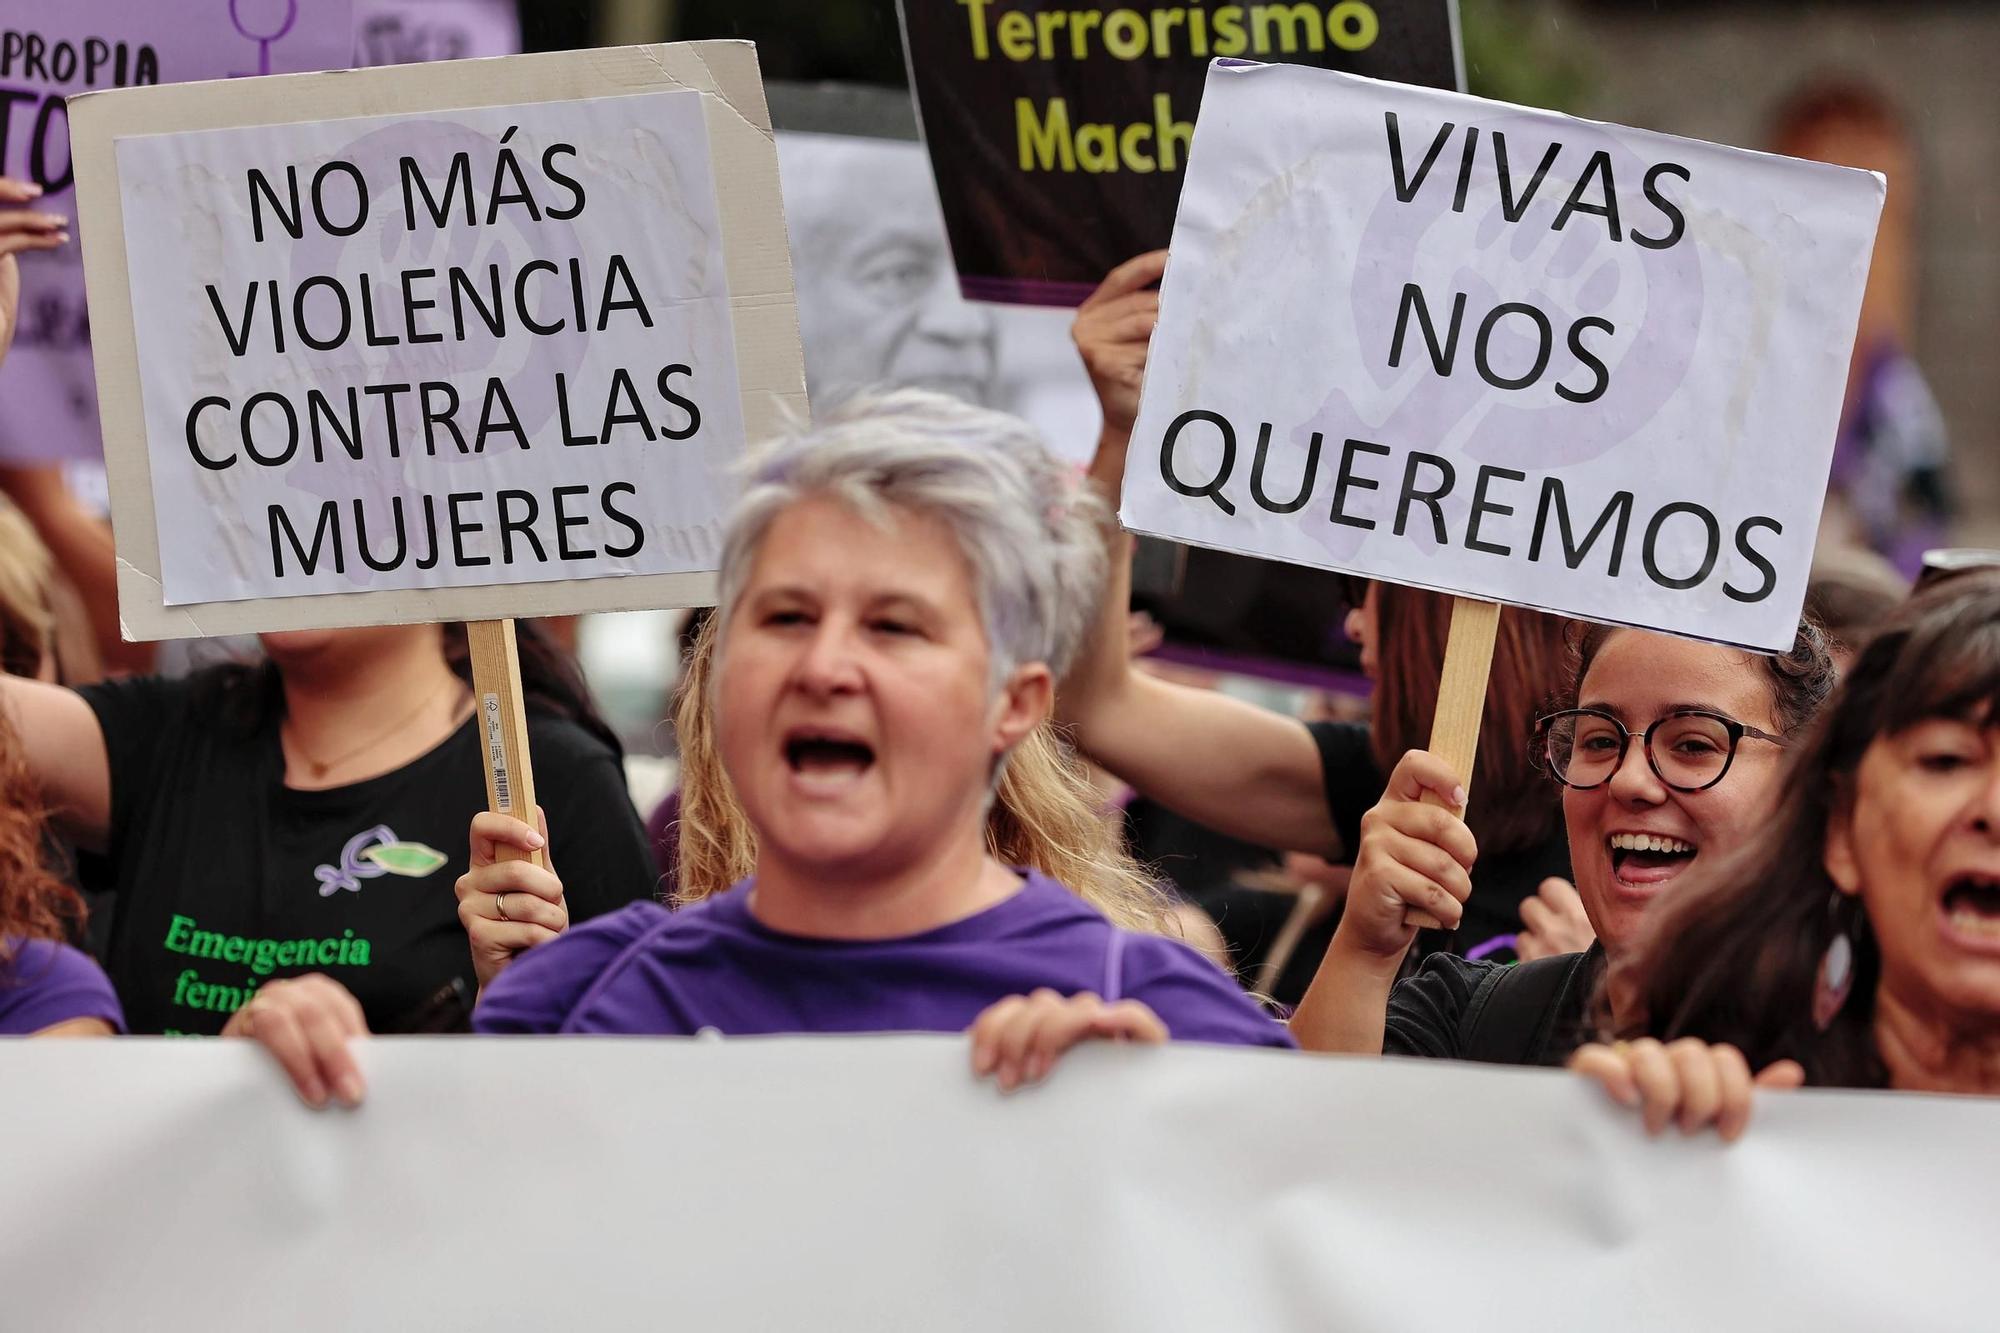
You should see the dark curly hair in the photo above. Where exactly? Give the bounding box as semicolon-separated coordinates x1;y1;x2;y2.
1565;617;1838;737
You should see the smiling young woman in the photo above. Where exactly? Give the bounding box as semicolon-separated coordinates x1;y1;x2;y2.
1551;624;1826;960
1290;617;1836;1067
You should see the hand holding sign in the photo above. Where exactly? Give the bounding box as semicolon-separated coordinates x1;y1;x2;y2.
0;177;70;364
1072;249;1166;439
457;807;565;990
1337;749;1475;958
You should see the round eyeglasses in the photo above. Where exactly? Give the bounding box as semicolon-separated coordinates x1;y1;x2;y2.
1538;708;1785;793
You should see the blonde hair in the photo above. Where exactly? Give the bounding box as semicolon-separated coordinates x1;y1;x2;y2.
0;502;55;678
671;612;1172;935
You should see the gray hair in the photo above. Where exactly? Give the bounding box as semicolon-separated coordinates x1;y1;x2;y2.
714;389;1109;690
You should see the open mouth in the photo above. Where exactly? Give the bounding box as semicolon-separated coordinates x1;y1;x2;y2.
1608;832;1697;887
783;731;876;784
1942;875;2000;941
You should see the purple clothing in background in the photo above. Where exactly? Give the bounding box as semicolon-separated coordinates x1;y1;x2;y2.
476;870;1294;1048
1;939;125;1035
1828;339;1951;577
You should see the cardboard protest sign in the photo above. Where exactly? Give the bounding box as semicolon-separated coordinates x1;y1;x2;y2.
896;1;1461;305
7;1038;1997;1330
352;0;519;67
0;0;355;465
1123;62;1885;653
68;43;803;641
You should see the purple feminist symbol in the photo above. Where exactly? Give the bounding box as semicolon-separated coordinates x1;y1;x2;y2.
315;825;397;897
229;0;300;77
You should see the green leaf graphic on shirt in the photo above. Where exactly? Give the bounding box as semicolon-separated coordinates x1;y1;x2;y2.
361;842;449;878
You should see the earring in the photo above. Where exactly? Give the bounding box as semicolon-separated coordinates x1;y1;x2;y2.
1812;893;1860;1031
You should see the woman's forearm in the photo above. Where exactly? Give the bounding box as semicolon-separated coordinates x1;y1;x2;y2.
1289;929;1404;1055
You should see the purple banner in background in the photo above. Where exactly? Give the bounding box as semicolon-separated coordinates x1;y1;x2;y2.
351;0;519;67
0;0;355;464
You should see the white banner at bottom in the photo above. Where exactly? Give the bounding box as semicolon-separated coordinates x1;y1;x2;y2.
0;1037;1989;1331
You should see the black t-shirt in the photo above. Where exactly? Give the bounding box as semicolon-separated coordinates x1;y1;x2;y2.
1306;720;1572;961
1385;945;1605;1066
80;672;659;1036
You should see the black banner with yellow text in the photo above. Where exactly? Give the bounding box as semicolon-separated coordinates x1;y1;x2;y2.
897;0;1461;303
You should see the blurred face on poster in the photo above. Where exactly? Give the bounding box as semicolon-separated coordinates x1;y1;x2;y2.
780;136;997;407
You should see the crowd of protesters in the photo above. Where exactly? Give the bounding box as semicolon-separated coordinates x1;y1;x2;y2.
2;59;1997;1148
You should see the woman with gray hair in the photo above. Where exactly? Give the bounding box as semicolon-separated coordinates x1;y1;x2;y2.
232;391;1288;1108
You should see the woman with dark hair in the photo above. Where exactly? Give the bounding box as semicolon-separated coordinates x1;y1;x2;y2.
0;620;654;1034
1061;253;1572;964
0;711;121;1035
1574;572;2000;1135
1292;616;1836;1066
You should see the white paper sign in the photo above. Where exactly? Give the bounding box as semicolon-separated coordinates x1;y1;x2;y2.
1123;62;1885;652
2;1038;1993;1331
114;89;745;607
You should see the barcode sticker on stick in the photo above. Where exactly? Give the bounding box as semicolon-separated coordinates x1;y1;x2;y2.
483;692;512;811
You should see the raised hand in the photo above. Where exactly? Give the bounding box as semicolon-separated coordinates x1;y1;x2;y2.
1072;249;1167;441
1517;876;1596;961
0;176;68;365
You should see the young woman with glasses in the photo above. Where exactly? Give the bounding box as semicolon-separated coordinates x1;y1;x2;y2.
1290;620;1835;1066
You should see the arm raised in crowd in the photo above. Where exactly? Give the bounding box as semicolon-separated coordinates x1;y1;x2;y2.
0;675;111;851
1058;252;1339;856
1290;751;1474;1054
0;176;150;677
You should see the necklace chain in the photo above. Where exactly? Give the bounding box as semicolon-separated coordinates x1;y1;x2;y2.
284;674;467;778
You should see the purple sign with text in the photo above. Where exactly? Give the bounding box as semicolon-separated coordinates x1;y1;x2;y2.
0;0;353;463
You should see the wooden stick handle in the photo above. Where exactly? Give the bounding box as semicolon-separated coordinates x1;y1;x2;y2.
1404;597;1501;930
465;618;546;870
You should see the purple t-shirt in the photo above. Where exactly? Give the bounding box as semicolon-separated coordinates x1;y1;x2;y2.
476;870;1293;1048
1;939;126;1035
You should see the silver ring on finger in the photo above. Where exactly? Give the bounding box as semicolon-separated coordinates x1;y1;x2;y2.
495;891;510;922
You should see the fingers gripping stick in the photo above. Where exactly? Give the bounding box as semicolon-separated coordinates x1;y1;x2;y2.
1407;598;1501;929
466;619;547;871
